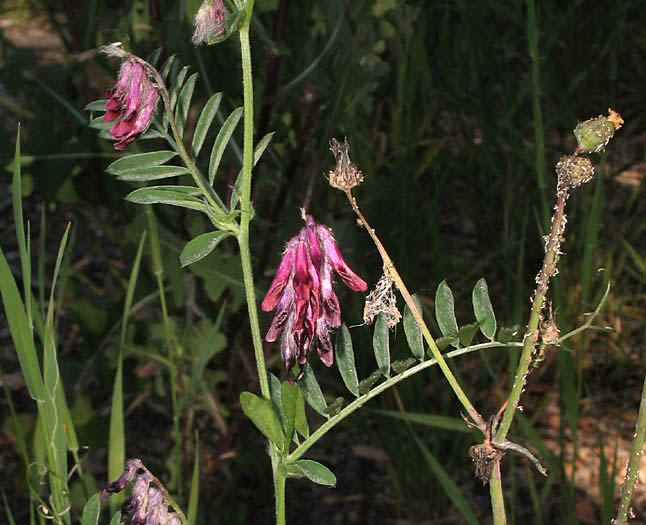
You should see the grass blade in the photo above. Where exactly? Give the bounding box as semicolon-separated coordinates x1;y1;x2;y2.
2;490;16;525
108;231;147;513
42;224;71;523
0;245;43;401
410;427;478;524
372;409;470;433
188;436;200;525
11;125;32;328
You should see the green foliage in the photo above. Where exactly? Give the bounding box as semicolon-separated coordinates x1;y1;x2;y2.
299;363;328;417
240;391;285;447
472;278;496;340
335;323;359;397
180;231;234;267
289;459;336;487
403;294;424;360
372;314;391;377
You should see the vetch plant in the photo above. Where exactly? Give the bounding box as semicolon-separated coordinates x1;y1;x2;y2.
3;0;641;523
84;6;629;523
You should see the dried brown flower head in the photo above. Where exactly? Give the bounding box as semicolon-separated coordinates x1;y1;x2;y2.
327;138;364;191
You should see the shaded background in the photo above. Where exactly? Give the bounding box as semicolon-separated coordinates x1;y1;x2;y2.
1;0;645;523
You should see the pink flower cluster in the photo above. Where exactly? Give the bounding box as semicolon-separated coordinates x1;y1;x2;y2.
262;214;367;382
104;58;158;150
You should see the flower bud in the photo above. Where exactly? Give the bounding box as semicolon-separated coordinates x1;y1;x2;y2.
574;108;623;154
192;0;238;45
556;155;594;188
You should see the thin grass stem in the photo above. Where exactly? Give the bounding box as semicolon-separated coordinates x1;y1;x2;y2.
615;375;646;524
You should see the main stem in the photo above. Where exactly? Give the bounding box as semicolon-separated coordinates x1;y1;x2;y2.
495;182;568;442
344;190;485;429
237;11;286;525
489;179;570;522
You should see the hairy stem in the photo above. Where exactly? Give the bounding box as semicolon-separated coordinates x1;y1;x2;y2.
495;180;569;442
236;4;269;402
236;7;286;523
489;177;570;519
344;189;486;429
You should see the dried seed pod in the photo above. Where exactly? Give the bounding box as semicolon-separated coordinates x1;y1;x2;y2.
327;138;364;191
574;108;623;154
556;155;594;188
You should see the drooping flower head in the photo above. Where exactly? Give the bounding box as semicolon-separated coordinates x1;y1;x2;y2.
103;50;159;151
102;458;184;525
262;212;367;383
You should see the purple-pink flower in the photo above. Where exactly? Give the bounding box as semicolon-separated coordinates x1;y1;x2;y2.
104;58;158;150
262;214;367;383
102;458;183;525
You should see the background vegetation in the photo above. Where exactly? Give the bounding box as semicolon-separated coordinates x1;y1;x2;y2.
1;0;645;523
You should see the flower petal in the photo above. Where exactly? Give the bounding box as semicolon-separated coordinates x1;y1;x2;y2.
319;262;341;327
265;284;293;342
261;238;297;311
317;225;367;291
316;317;334;367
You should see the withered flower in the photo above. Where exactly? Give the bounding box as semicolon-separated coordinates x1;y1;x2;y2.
192;0;227;45
102;459;183;525
262;213;367;382
103;56;159;150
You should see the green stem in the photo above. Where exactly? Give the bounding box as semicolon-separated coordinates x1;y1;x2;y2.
489;462;507;525
286;341;513;463
237;3;268;401
274;470;287;525
615;375;646;525
236;8;285;523
345;190;486;429
488;179;570;521
495;184;569;442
